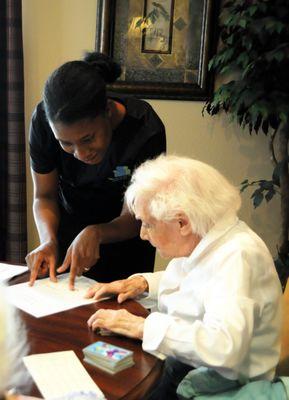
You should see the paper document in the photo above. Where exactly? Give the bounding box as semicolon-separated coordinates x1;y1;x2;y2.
23;350;105;399
5;273;96;317
135;294;158;311
0;262;28;283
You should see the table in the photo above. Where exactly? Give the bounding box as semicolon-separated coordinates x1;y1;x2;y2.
9;273;163;400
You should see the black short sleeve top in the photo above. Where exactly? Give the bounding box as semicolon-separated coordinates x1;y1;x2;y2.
29;96;166;224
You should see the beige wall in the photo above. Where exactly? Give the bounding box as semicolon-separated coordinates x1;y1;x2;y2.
22;0;280;271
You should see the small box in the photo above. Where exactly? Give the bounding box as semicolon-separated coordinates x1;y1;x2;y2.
82;341;134;374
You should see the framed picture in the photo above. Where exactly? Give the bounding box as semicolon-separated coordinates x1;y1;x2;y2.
141;0;175;54
95;0;217;100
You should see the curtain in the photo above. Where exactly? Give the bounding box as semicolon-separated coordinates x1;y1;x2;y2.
0;0;27;262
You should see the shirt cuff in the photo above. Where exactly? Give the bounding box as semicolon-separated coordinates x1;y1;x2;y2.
129;271;163;300
142;311;171;352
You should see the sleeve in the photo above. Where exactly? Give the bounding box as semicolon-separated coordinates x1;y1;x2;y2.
130;271;164;300
130;100;166;168
135;132;166;167
136;105;166;165
142;252;257;370
29;103;59;174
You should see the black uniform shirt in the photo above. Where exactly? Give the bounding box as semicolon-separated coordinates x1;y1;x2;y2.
29;96;166;281
30;96;166;224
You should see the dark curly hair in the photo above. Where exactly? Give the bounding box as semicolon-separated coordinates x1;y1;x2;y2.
43;52;121;124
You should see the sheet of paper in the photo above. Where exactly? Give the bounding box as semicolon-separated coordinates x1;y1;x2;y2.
135;295;158;311
5;273;96;317
23;350;105;399
0;262;28;283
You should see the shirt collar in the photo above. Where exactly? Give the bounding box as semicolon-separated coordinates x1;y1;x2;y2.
185;213;239;264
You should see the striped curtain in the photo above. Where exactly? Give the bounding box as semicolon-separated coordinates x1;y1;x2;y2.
0;0;27;262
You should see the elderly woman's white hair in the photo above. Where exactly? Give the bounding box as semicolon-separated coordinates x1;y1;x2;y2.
0;284;31;396
125;155;241;237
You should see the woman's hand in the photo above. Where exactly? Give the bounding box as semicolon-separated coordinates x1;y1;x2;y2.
57;225;101;290
26;240;58;286
87;309;145;339
85;276;149;303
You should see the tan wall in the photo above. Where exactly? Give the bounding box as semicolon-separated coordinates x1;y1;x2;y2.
22;0;280;271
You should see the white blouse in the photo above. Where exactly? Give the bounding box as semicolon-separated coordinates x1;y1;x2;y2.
140;214;282;381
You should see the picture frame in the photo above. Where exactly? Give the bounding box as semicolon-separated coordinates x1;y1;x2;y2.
95;0;217;100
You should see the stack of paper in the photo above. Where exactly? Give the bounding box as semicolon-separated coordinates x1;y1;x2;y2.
0;263;28;283
5;273;96;317
83;341;134;374
23;350;106;399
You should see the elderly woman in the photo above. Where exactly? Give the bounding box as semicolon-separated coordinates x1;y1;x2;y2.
86;155;282;399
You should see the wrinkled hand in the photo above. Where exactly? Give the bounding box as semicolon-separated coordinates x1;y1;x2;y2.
87;308;145;339
57;225;101;290
85;276;149;303
26;240;58;286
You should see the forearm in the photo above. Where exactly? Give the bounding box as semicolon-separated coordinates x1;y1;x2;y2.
33;197;60;244
97;213;140;244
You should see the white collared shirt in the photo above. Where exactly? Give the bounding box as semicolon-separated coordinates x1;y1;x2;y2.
140;215;282;380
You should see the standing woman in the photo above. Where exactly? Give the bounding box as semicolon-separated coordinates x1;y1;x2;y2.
26;52;166;289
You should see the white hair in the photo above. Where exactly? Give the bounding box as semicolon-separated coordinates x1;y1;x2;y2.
125;155;241;237
0;285;31;395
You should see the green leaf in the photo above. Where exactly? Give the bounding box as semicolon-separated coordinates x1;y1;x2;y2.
260;180;273;190
244;39;253;51
226;34;235;45
252;191;264;208
239;18;248;28
280;112;288;124
240;184;249;193
236;52;250;68
248;5;258;17
220;65;232;74
265;189;276;202
208;58;215;71
275;51;284;62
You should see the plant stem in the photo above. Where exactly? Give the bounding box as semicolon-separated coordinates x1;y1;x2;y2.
269;129;278;166
278;122;289;256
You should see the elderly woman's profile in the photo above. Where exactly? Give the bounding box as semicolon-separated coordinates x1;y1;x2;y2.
86;154;282;399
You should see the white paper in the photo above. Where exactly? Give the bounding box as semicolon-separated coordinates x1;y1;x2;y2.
23;350;105;399
5;273;96;317
0;262;28;282
135;295;158;311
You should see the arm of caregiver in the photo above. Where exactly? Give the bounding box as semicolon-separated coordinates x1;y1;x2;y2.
57;202;141;289
26;169;59;286
27;168;140;289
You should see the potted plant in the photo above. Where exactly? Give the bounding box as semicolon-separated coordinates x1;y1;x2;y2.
204;0;289;289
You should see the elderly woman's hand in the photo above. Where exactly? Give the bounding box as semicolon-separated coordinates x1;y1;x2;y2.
85;276;148;303
87;308;145;339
